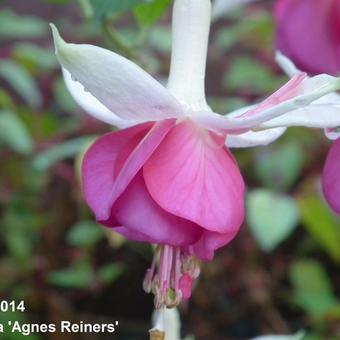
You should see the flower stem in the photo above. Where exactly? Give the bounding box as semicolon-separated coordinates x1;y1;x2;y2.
149;329;166;340
78;0;94;19
102;19;135;59
150;306;166;340
167;0;211;111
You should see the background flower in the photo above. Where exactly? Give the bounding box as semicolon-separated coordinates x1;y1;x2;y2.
275;0;340;75
275;0;340;215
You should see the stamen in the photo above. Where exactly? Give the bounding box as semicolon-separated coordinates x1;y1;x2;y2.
143;245;201;308
143;246;159;293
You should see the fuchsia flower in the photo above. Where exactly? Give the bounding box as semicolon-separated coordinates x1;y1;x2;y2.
52;0;340;308
275;0;340;76
275;0;340;214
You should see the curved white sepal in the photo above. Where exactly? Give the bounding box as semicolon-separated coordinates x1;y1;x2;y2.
259;104;340;129
51;24;184;123
275;51;300;77
275;54;340;135
260;91;340;129
226;127;286;148
195;74;340;132
325;127;340;140
62;68;131;127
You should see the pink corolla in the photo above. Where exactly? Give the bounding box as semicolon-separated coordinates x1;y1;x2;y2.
275;0;340;75
52;0;340;309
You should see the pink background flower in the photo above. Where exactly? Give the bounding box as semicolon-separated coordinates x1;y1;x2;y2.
276;0;340;75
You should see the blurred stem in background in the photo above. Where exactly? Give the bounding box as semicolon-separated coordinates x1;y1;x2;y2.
78;0;93;20
102;17;135;59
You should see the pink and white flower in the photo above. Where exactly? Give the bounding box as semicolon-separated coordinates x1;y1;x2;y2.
52;0;340;308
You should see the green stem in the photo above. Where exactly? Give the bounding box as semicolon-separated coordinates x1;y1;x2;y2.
102;19;135;59
78;0;94;19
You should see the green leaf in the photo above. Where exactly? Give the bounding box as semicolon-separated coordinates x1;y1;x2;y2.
252;331;306;340
290;259;339;317
98;263;124;284
13;43;58;70
90;0;148;19
134;0;171;26
0;60;42;108
224;56;286;95
254;141;304;191
247;189;299;252
67;221;105;247
0;10;48;38
32;136;95;171
148;26;172;53
0;311;40;340
4;228;33;270
208;96;248;113
215;11;273;51
298;193;340;264
48;262;94;289
0;89;16;111
0;111;33;155
1;206;46;271
53;76;78;113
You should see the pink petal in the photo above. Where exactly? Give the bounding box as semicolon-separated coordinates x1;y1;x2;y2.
82;122;152;221
113;226;154;243
240;72;307;118
192;229;239;261
143;120;245;233
276;0;340;75
322;139;340;214
82;119;176;222
112;172;203;246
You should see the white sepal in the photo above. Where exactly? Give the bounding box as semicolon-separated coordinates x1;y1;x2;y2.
226;127;286;148
195;75;340;132
259;103;340;129
325;127;340;140
62;68;130;128
51;24;184;124
275;51;300;77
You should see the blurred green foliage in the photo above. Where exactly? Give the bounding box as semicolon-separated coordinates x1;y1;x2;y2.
290;259;340;318
0;111;33;155
247;189;299;252
0;0;339;338
0;10;48;38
